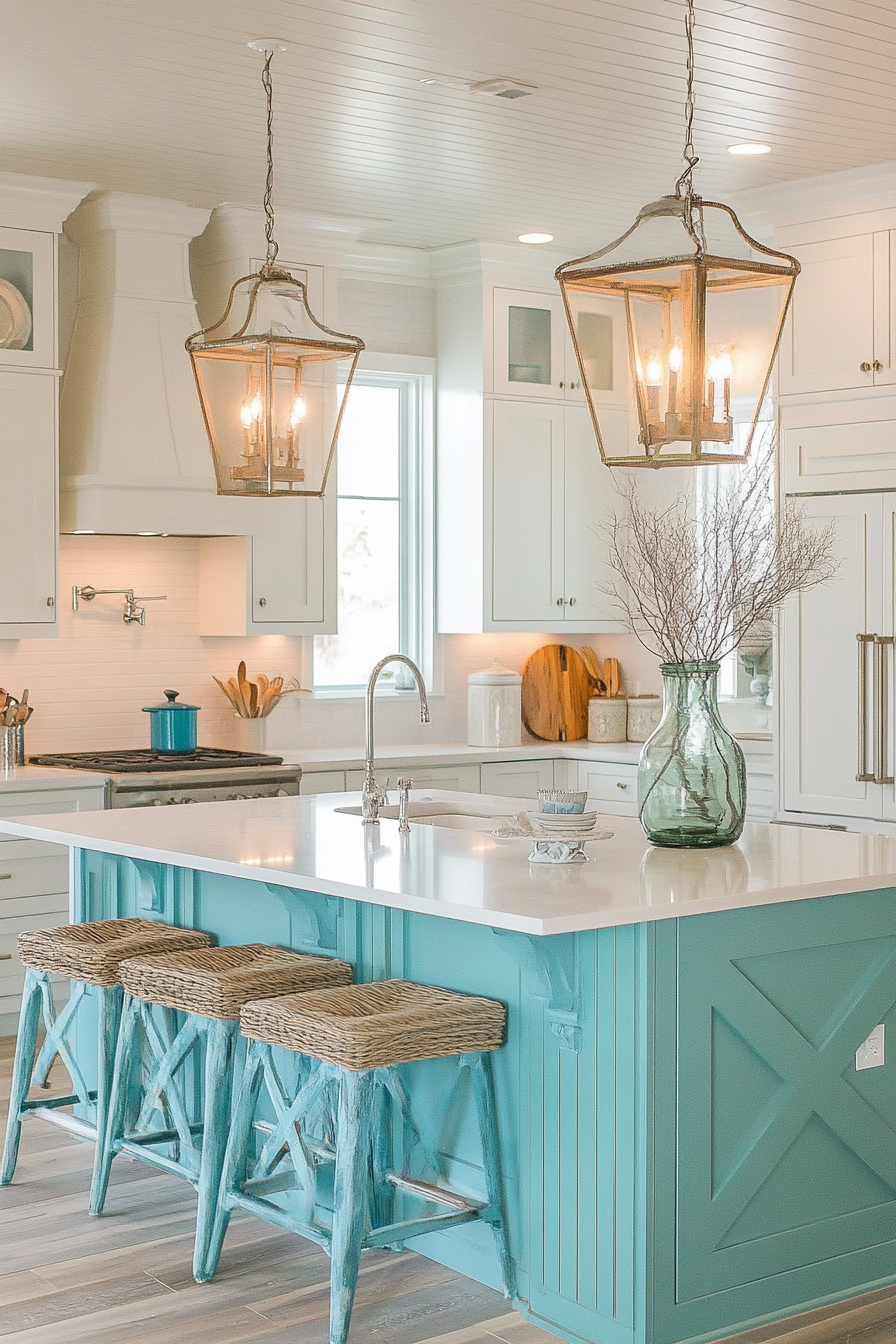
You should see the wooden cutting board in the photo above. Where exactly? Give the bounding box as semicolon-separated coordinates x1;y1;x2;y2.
521;644;591;742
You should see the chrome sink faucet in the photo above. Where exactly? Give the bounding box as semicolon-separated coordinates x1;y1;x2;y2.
362;655;430;823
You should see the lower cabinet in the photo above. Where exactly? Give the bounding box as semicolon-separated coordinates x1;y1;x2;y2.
577;760;638;815
480;759;555;797
345;763;481;793
299;771;347;795
0;783;106;1027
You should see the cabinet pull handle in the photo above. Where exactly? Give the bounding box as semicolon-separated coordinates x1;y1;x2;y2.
616;781;630;790
861;362;872;373
858;633;874;781
46;597;55;608
0;872;12;880
876;635;894;785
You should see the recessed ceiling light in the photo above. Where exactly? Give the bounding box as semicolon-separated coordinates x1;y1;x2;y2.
727;143;772;156
470;77;538;99
518;232;554;245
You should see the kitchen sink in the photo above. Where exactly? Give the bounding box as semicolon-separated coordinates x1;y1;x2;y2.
334;801;516;832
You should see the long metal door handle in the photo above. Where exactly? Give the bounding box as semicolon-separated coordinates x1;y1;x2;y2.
878;635;894;785
858;634;874;782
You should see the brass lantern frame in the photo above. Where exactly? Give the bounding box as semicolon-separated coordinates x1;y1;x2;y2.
186;266;364;498
556;194;800;469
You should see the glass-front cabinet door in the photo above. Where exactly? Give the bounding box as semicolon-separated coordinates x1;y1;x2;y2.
492;288;567;398
0;228;56;370
492;285;629;406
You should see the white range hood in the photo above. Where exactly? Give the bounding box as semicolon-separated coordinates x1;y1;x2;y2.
58;191;301;535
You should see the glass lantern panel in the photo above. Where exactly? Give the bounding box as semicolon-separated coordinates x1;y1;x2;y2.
191;344;353;496
508;305;552;384
576;311;614;393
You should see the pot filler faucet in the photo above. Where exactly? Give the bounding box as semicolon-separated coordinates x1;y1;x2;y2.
362;655;430;823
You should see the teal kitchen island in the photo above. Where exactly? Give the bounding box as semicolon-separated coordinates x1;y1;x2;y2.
5;790;896;1344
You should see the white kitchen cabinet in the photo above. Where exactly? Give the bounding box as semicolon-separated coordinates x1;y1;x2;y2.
0;226;57;372
778;228;896;397
780;492;896;822
577;760;639;815
488;399;627;631
781;396;896;495
345;764;481;793
480;759;555;798
197;515;335;635
0;370;59;635
0;781;106;1027
491;287;628;407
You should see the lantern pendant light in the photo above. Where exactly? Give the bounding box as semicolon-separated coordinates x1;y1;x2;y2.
555;0;799;468
186;46;364;497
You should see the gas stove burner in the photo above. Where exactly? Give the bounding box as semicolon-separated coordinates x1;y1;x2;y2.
29;747;286;774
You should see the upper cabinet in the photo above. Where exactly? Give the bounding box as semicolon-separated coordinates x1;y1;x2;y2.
778;225;896;397
0;174;95;640
0;227;56;370
433;242;629;635
491;286;628;406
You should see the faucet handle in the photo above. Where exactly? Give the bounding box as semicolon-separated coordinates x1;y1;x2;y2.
397;777;412;834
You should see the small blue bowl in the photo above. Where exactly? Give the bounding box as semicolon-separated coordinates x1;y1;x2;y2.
537;789;588;815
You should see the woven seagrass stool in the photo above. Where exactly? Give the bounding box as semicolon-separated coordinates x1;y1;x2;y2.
0;917;211;1189
91;943;353;1279
202;979;513;1344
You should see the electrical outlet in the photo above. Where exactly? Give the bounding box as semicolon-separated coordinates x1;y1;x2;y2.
856;1024;885;1071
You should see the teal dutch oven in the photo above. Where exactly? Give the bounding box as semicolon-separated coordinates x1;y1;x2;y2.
142;690;199;754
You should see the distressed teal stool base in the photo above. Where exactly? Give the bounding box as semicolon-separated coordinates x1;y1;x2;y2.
0;917;211;1189
90;943;353;1280
203;979;512;1344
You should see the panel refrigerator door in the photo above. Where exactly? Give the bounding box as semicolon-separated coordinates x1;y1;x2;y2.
780;493;884;819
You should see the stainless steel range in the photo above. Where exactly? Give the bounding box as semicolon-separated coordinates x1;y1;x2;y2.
29;748;302;808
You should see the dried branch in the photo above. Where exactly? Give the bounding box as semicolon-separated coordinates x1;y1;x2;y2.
601;438;838;665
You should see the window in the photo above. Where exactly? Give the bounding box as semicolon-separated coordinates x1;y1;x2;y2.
313;363;433;692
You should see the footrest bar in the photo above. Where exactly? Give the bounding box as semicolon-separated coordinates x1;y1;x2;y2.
116;1140;200;1184
122;1123;204;1146
22;1090;97;1112
26;1108;97;1141
230;1192;332;1251
364;1208;477;1248
385;1173;483;1213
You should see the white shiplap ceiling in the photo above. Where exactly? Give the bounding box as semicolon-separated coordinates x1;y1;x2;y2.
0;0;894;252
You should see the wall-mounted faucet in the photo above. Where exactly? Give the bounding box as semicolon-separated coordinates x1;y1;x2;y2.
72;586;167;626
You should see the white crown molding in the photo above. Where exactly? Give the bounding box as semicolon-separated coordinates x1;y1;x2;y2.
731;161;896;236
339;241;432;285
196;203;390;269
64;192;211;244
0;172;97;232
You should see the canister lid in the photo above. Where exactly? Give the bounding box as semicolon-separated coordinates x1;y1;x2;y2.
468;660;522;686
142;689;200;712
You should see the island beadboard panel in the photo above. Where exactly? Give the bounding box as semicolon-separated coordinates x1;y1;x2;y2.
65;849;896;1344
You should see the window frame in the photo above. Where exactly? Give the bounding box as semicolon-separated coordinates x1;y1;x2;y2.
311;353;435;697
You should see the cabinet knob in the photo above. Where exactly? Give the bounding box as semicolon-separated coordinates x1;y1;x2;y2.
258;597;267;607
861;362;872;373
568;597;577;607
617;781;630;790
46;596;54;607
873;360;884;372
558;381;565;389
556;597;565;606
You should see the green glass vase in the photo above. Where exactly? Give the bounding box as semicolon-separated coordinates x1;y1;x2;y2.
638;661;746;849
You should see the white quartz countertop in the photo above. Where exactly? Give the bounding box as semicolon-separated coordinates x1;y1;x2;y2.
0;766;110;795
0;789;888;937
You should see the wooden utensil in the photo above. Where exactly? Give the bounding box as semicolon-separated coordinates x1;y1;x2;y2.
578;645;606;694
604;657;621;698
521;644;591;742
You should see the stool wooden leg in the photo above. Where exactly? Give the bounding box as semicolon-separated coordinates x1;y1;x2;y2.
0;968;43;1185
89;993;140;1215
467;1053;515;1300
329;1069;375;1344
197;1038;267;1283
192;1018;238;1282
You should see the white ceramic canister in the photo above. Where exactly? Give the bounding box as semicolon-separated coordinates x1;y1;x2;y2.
467;661;522;748
587;696;627;743
626;695;663;742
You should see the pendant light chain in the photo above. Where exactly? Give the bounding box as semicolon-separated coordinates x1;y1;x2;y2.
674;0;706;253
262;50;279;272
